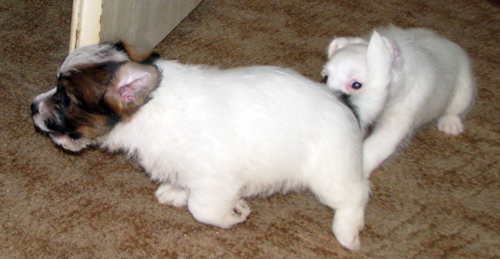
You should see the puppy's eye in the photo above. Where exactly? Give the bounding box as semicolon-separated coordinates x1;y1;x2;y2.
54;91;64;102
53;93;62;103
53;88;71;106
351;81;362;89
321;75;328;83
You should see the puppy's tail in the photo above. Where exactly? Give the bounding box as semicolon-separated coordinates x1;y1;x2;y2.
352;30;395;130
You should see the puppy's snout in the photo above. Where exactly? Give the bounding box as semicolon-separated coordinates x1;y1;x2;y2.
30;102;39;115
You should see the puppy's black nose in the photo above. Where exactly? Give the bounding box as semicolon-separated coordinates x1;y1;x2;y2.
30;102;39;115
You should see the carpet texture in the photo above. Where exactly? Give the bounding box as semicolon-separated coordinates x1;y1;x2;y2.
1;0;499;258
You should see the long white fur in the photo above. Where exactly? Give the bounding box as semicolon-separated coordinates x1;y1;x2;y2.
32;33;394;250
100;62;369;249
322;25;476;178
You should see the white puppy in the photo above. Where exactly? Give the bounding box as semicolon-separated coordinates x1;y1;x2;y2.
321;25;476;178
30;34;392;250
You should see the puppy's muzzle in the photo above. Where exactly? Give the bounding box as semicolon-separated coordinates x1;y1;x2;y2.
30;101;51;133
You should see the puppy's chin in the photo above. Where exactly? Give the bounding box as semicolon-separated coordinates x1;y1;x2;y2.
51;135;91;152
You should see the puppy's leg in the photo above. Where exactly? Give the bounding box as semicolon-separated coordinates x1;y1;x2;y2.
437;115;464;136
155;183;188;207
437;61;475;135
363;114;412;177
187;185;250;229
332;204;366;250
309;160;369;250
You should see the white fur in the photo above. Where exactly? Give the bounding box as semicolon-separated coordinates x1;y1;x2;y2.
32;88;56;132
31;44;388;250
322;25;476;177
101;62;368;249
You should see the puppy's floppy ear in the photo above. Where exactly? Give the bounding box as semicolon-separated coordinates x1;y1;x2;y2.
105;61;160;119
327;37;367;58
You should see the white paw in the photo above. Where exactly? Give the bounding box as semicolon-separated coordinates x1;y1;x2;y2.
333;220;362;250
155;184;188;207
333;208;364;250
437;115;464;136
337;234;361;251
233;199;251;220
188;198;251;229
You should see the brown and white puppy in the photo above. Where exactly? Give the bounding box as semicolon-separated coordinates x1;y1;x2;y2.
31;38;393;250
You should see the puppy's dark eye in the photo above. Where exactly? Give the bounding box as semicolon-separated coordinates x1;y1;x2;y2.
53;87;71;106
321;75;328;83
351;81;362;89
53;91;63;103
53;93;62;104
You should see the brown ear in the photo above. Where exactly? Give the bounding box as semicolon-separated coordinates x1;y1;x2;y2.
105;62;160;119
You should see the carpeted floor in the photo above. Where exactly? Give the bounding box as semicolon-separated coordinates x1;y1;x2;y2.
1;0;499;258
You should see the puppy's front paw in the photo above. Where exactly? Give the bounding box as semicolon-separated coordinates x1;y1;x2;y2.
155;184;188;207
437;115;464;136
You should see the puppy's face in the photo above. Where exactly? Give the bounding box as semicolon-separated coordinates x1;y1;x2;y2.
31;43;160;152
321;37;368;95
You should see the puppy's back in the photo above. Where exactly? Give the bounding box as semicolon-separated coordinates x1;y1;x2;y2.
104;62;362;181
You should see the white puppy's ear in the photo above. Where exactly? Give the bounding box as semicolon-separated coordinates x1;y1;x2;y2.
355;31;397;128
327;37;367;58
105;61;160;119
366;31;396;82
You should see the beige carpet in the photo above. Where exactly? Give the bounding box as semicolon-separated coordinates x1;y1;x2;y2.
1;0;499;258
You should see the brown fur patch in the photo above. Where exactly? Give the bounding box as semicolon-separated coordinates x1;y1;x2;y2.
54;60;159;141
55;63;121;141
77;114;117;139
59;63;117;107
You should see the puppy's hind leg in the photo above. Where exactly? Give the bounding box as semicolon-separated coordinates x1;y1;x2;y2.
437;60;476;136
309;163;369;250
187;183;250;229
332;203;367;250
